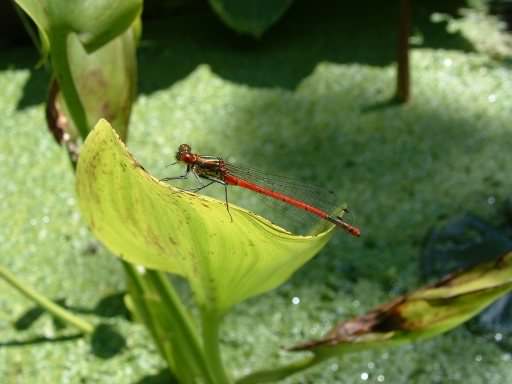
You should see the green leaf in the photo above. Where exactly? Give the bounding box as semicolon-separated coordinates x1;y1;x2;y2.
238;252;512;383
76;120;334;314
14;0;141;53
55;24;137;141
290;251;512;357
14;0;142;139
209;0;293;37
46;0;142;53
13;0;50;57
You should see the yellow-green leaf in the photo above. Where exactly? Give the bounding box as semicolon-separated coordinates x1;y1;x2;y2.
76;120;334;314
291;251;512;357
15;0;142;140
14;0;50;56
14;0;141;53
56;24;137;142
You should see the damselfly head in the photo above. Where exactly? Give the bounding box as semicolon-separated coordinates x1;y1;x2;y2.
176;144;192;161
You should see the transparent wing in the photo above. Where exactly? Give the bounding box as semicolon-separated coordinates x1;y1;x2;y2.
224;162;340;214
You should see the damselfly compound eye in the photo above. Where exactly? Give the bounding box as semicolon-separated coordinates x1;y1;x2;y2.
178;144;191;153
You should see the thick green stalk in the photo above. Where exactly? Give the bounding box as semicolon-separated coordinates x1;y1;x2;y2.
145;269;215;384
122;262;177;372
50;30;90;140
0;264;94;334
236;354;322;384
126;264;222;384
201;310;232;384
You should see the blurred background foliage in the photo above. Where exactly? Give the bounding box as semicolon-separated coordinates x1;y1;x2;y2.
2;0;512;383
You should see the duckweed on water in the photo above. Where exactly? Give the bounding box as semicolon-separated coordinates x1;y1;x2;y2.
3;6;512;383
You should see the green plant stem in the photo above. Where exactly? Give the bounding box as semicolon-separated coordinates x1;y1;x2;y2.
124;263;215;384
0;264;94;334
122;262;178;372
50;30;90;139
236;354;323;384
201;310;232;384
146;269;215;383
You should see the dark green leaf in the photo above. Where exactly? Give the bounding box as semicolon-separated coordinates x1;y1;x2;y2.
209;0;293;37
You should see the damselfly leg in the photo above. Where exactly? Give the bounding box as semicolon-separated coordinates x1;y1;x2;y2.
197;174;232;222
159;164;190;182
161;166;233;221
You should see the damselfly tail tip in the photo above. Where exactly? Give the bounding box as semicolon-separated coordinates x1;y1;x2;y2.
348;225;361;237
334;215;361;237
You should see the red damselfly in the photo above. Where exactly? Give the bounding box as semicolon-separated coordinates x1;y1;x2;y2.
161;144;361;237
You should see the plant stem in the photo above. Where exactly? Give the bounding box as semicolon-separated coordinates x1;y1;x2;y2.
201;310;232;384
122;262;178;372
146;270;215;383
50;30;90;140
0;264;94;334
236;354;323;384
396;0;411;102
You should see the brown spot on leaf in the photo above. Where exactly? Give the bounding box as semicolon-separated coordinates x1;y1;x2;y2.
288;296;408;351
290;251;512;352
101;102;115;123
146;229;165;253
